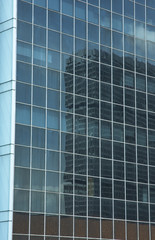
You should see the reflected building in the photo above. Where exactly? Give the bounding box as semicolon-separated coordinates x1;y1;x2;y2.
1;0;155;240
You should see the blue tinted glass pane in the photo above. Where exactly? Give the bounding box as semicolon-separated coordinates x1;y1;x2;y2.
88;5;99;25
48;50;60;70
62;0;73;16
16;104;31;125
136;0;145;4
135;21;145;39
113;31;123;50
100;9;111;28
33;86;46;107
48;0;60;11
46;172;59;192
100;0;111;10
61;112;73;133
47;151;59;171
146;25;155;42
17;41;32;63
46;193;59;213
32;127;45;148
61;92;73;113
75;19;86;39
62;15;73;35
112;13;122;32
124;17;134;36
136;56;145;74
124;35;134;53
75;38;86;57
147;0;155;8
32;148;45;169
16;82;31;104
17;61;31;83
147;59;155;77
124;0;134;18
62;34;73;54
15;146;30;167
17;21;32;43
88;23;99;43
88;42;99;60
16;124;30;146
34;0;46;7
113;49;123;68
125;52;134;71
112;0;122;14
34;6;46;27
33;65;46;87
47;90;60;110
125;71;134;88
48;30;60;51
33;46;46;66
47;110;60;130
136;74;146;92
48;11;60;31
32;107;45;127
100;28;111;47
88;0;99;6
136;39;145;57
18;0;32;22
14;167;30;189
62;53;73;74
75;0;86;20
31;169;45;190
62;73;74;93
34;26;46;47
147;41;155;61
135;4;145;22
47;69;60;90
47;130;59;150
147;8;155;26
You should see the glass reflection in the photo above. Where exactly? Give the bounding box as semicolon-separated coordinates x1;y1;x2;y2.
61;173;73;194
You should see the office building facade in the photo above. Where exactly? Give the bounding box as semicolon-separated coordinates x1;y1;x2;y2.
1;0;155;239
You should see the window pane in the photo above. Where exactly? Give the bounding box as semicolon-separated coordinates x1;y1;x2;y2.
31;170;45;190
33;65;46;87
33;46;46;66
32;127;45;148
17;41;32;63
34;6;46;27
32;148;45;169
16;104;31;125
17;20;32;43
34;26;46;47
32;107;45;127
46;172;59;192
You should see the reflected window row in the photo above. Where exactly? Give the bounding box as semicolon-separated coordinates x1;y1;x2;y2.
17;0;155;44
15;144;155;174
18;0;155;28
18;20;155;61
15;105;155;146
15;123;155;154
13;194;155;222
16;92;155;128
17;61;151;96
14;162;155;198
17;40;155;77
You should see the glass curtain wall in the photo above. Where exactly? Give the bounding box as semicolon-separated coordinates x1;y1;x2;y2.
13;0;155;240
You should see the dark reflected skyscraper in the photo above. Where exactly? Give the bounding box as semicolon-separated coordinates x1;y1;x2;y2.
1;0;155;239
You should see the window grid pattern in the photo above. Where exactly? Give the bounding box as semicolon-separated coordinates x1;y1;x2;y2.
13;0;155;240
